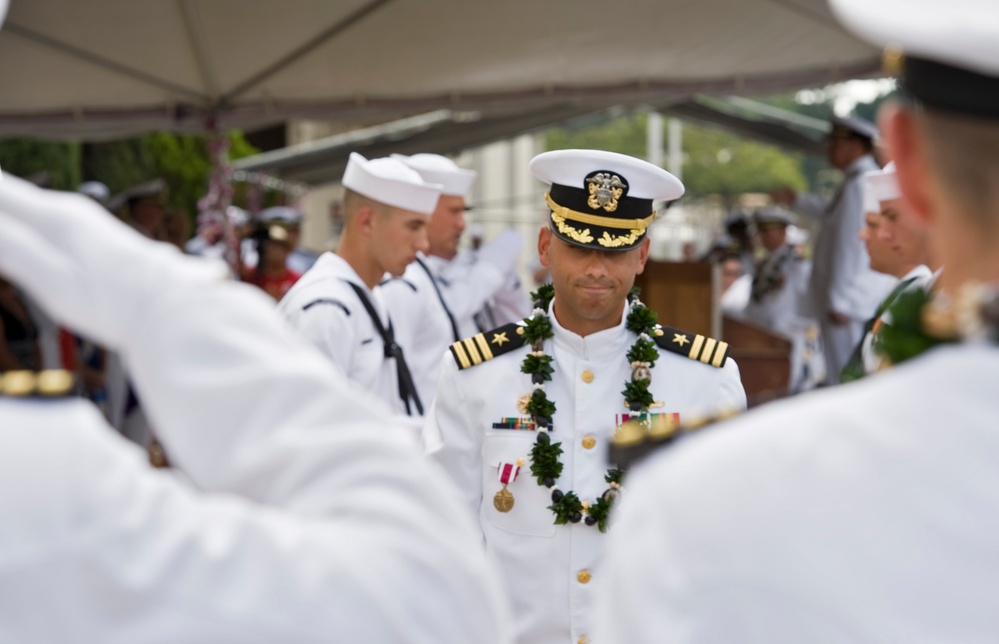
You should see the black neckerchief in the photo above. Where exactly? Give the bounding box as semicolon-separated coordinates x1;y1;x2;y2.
345;281;424;416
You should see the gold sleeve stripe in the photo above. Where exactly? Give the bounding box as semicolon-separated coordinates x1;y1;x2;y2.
712;341;729;367
463;338;483;365
699;338;718;364
451;342;472;369
474;333;494;361
688;335;705;360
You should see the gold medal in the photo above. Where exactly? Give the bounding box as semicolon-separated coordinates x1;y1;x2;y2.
493;485;515;512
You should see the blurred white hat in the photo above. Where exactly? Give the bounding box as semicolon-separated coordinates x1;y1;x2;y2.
342;152;443;215
391;153;477;197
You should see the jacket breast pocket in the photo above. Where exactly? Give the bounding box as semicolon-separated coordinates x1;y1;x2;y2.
482;431;557;538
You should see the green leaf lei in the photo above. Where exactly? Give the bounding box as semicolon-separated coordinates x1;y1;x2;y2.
876;282;999;368
522;284;660;533
876;287;950;366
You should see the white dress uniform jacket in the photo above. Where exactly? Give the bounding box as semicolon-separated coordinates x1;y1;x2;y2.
278;251;404;414
743;244;820;392
597;342;999;644
795;154;897;381
0;175;512;643
426;301;747;644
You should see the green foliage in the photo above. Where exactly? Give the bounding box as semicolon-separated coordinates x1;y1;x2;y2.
626;339;659;367
625;303;658;334
529;436;564;485
605;468;624;485
545;110;808;200
521;354;554;381
522;311;554;345
587;493;614;533
548;491;583;526
0;130;259;225
531;283;555;310
622;378;654;410
681;125;808;198
0;139;81;189
525;390;556;427
876;288;950;366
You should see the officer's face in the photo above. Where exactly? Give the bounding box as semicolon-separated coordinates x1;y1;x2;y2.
372;207;429;277
426;195;467;260
538;227;650;335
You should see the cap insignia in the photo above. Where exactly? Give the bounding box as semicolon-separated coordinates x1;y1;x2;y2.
586;172;626;213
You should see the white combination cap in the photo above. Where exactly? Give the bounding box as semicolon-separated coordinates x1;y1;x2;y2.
831;0;999;120
77;181;110;203
0;0;8;28
342;152;443;215
391;153;477;197
866;162;901;204
530;149;684;251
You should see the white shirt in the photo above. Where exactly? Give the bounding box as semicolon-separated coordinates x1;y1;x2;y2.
426;301;747;644
0;206;512;641
279;252;404;414
597;342;999;644
796;155;897;320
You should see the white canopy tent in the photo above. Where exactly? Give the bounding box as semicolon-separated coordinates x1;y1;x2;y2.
0;0;879;141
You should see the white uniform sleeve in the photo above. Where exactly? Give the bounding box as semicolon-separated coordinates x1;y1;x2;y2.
793;192;830;219
0;176;513;643
424;356;486;518
287;298;358;377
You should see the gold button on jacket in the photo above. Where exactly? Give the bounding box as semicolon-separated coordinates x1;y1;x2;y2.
577;569;591;584
581;370;594;383
582;436;596;450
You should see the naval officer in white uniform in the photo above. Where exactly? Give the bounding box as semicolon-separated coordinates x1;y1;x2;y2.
279;152;442;416
597;1;999;641
0;173;511;641
780;116;896;383
425;149;747;644
383;153;524;412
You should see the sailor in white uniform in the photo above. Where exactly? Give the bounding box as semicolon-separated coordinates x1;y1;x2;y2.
0;170;510;641
597;2;999;641
425;149;746;644
383;153;523;412
784;116;897;382
279;152;442;416
743;206;818;393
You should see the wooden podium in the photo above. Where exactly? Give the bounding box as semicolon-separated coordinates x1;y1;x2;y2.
636;261;792;407
722;315;791;406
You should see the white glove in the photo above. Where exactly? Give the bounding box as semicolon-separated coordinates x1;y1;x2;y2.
0;175;225;348
474;229;522;276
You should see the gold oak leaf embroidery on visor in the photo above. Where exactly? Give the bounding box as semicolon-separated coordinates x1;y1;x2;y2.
551;212;595;245
597;229;643;248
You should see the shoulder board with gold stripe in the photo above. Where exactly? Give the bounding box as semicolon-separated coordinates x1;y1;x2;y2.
651;325;730;368
0;370;76;398
448;321;527;370
610;408;742;468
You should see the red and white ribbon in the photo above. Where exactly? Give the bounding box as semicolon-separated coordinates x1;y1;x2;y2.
497;461;522;485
